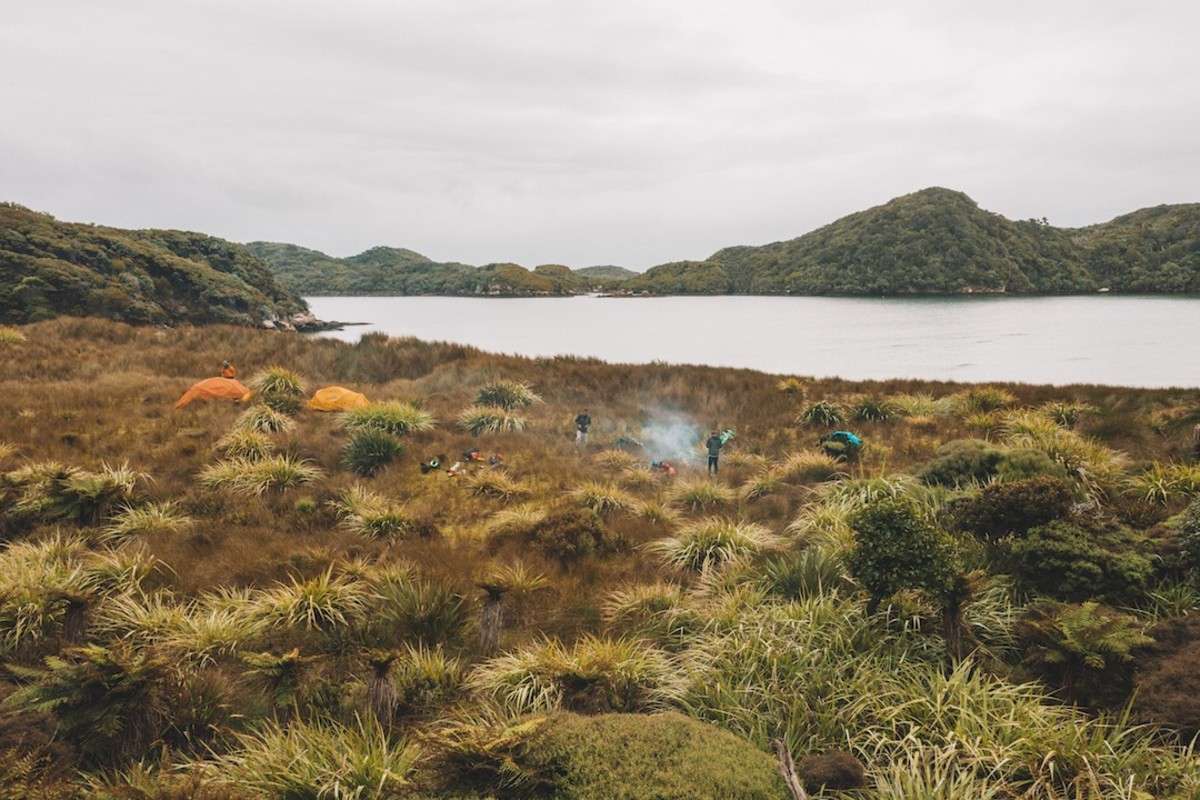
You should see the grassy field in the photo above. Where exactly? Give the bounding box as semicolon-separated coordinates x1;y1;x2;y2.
1;317;1199;799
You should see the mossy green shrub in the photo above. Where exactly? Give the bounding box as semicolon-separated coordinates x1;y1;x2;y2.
1001;520;1155;605
1179;496;1200;587
919;439;1070;488
515;711;788;800
950;476;1076;541
526;508;620;565
342;429;403;477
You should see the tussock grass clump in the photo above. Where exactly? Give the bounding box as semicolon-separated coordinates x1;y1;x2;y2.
650;517;782;572
332;486;423;540
849;394;902;423
593;448;639;472
635;500;682;527
198;455;323;495
248;365;306;399
457;405;528;435
485;504;547;538
233;404;295;434
392;643;466;716
776;376;806;395
342;428;403;477
887;392;954;417
343;401;436;435
467;635;686;715
214;428;275;461
602;582;697;646
464;469;528;502
797;399;844;427
671;478;737;513
475;379;542;409
1124;462;1200;504
101;500;194;543
0;326;26;344
951;385;1018;413
757;547;855;601
0;440;18;463
194;717;419;798
778;451;847;483
254;567;369;633
739;467;786;502
568;481;637;516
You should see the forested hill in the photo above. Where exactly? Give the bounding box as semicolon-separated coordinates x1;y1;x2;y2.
0;203;312;328
246;241;634;296
621;188;1200;295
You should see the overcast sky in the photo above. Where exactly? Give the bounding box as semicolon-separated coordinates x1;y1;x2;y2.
3;1;1198;270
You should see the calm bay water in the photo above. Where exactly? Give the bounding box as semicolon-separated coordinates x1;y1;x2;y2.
305;295;1200;389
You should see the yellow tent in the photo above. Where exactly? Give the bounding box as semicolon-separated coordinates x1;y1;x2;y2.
308;386;370;411
174;377;251;409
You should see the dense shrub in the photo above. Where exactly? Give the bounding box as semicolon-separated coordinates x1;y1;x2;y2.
526;508;620;565
1001;520;1155;605
1179;496;1200;586
917;439;1004;486
951;476;1076;541
918;439;1066;488
847;496;958;614
1132;614;1200;739
342;429;403;477
797;749;868;792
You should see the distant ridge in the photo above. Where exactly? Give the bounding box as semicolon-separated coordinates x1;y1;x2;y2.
244;242;630;296
0;203;312;328
620;188;1200;295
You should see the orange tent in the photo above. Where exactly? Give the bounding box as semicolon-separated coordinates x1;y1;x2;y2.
174;377;251;409
308;386;370;411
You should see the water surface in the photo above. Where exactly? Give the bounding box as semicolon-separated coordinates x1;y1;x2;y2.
305;295;1200;388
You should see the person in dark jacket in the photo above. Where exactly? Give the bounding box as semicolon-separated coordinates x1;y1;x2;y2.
706;430;723;476
575;409;592;445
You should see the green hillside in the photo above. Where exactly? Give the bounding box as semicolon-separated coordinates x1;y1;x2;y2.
622;188;1200;295
0;203;311;328
246;241;622;296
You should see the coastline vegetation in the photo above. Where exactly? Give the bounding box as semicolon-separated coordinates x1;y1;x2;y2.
0;317;1199;798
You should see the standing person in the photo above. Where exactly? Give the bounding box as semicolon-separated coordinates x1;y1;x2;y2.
706;429;723;477
220;360;237;379
575;408;592;445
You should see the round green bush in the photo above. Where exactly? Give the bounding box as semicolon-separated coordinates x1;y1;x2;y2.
342;429;403;477
522;712;789;800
